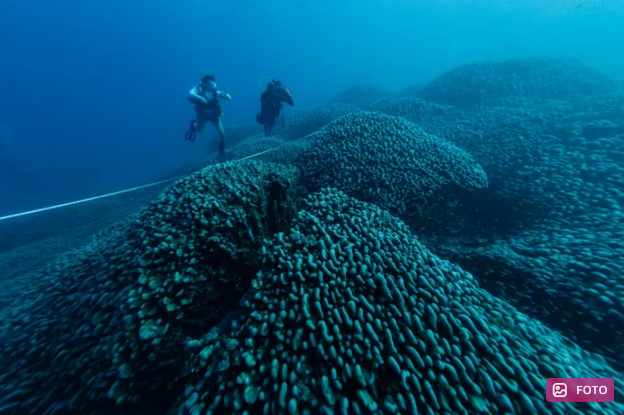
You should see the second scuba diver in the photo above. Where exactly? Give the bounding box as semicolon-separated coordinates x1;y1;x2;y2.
185;73;232;159
256;79;294;136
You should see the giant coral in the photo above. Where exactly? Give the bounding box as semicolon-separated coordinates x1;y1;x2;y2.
174;188;624;415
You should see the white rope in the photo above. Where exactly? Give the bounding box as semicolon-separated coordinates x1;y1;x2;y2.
0;178;182;221
370;97;390;106
0;130;321;222
236;130;319;161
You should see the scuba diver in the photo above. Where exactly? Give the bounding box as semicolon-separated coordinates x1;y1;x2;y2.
256;79;293;136
185;73;231;159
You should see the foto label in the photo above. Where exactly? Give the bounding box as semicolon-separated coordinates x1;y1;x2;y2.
546;378;614;402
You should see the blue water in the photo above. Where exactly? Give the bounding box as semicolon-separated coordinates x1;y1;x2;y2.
0;0;622;216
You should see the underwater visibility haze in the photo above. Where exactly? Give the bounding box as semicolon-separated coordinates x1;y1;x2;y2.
1;0;624;414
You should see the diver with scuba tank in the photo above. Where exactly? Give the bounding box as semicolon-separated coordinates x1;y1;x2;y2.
185;73;231;159
256;79;294;136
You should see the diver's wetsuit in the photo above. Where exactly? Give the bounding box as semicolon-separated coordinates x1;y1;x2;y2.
256;87;294;136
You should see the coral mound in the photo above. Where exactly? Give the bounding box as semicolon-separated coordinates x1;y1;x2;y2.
300;112;488;223
0;161;300;415
419;57;615;108
174;188;624;415
430;96;624;365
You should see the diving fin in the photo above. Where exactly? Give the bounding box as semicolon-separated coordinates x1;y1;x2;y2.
185;120;197;143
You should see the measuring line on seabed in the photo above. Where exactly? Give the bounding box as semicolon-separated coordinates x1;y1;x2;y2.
0;130;321;222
